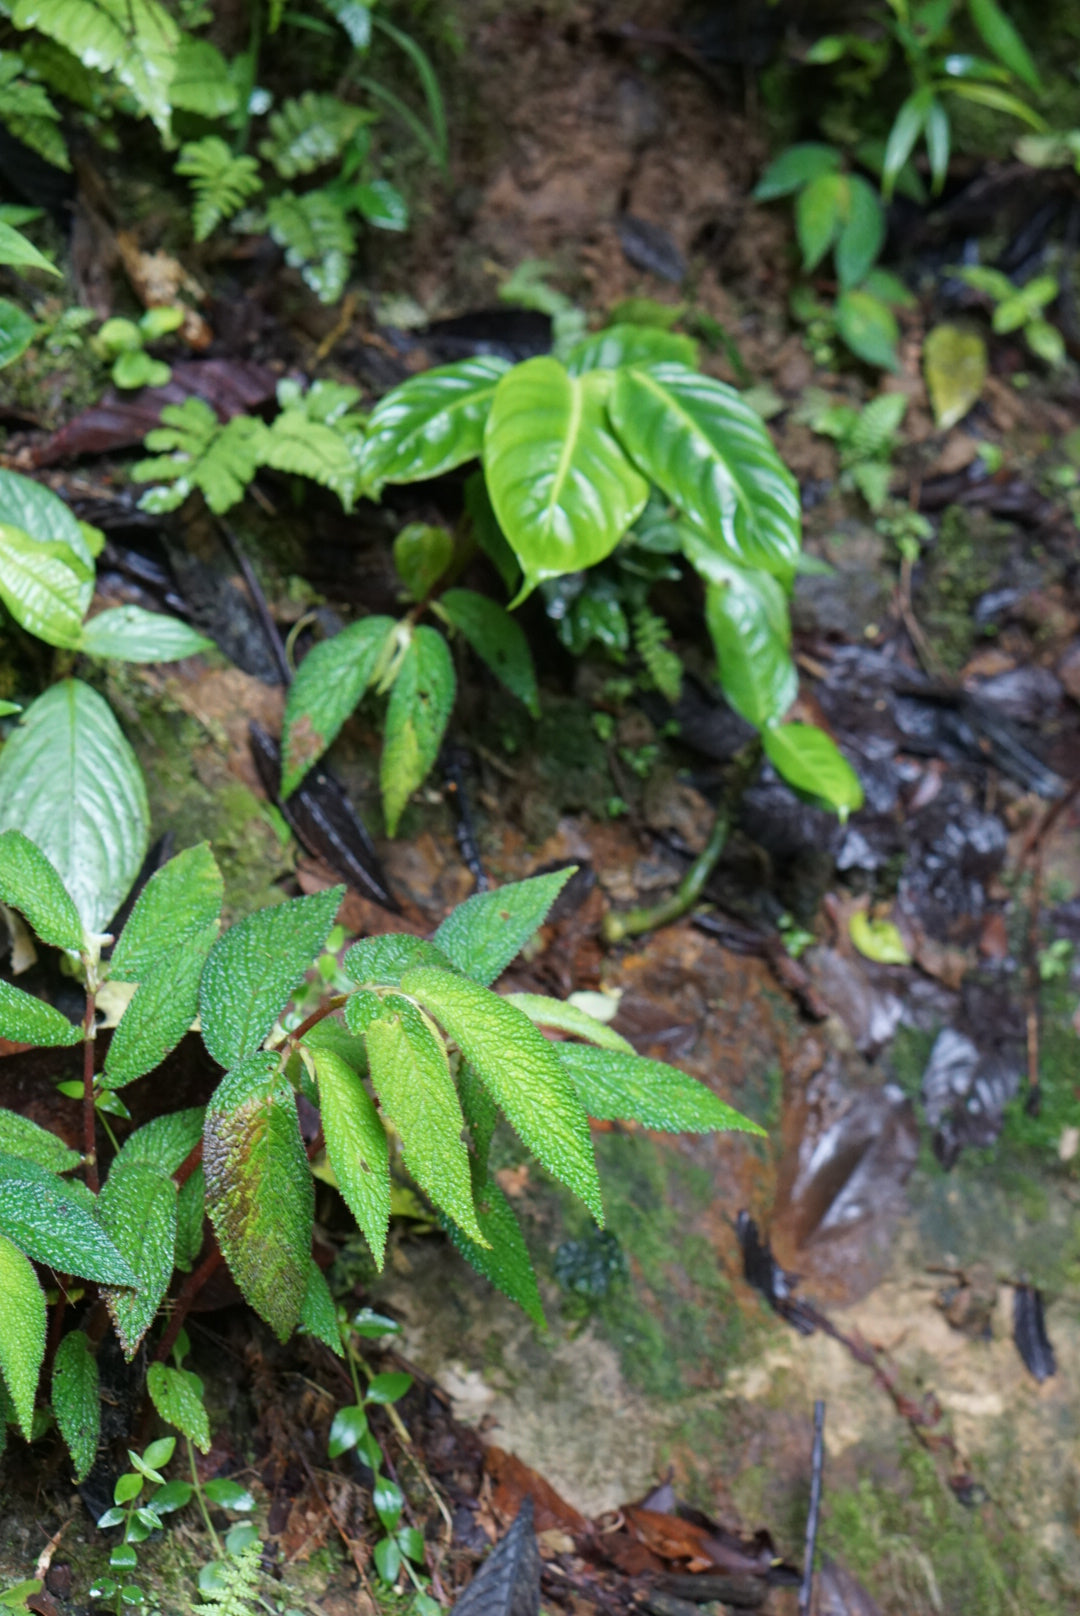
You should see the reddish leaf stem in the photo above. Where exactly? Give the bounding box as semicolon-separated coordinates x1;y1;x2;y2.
154;1245;224;1365
174;1139;203;1188
285;993;348;1052
82;990;98;1193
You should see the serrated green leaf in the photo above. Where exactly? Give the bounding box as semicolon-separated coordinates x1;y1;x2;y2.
0;978;81;1046
281;616;395;797
0;828;83;952
110;843;223;983
360;357;510;493
343;934;455;987
0;299;36;368
310;1046;389;1268
259;91;368;179
752;142;841;200
146;1362;211;1451
458;1059;498;1172
399;968;602;1220
438;590;539;717
78;606;213;663
52;1328;99;1480
266;188;354;304
442;1173;544;1326
0;523;88;648
168;37;238;117
609;363;800;579
0;679;149;934
117;1107;203;1175
10;0;179;135
835;288;900;371
103;921;217;1088
98;1157;177;1357
380;625;455;835
299;1260;343;1354
433;868;575;987
175;1165;204;1272
969;0;1041;91
762;723;864;817
199;887;342;1068
366;995;486;1245
556;1044;764;1135
203;1053;313;1341
835;175;884;289
0;1109;80;1174
698;557;797;729
502;994;634;1052
0;1233;45;1438
796;170;847;272
485;359;648;595
0;1153;136;1284
563;323;698;376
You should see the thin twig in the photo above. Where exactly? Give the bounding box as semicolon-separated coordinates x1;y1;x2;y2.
219;519;292;685
82;989;99;1193
799;1401;825;1616
155;1246;224;1365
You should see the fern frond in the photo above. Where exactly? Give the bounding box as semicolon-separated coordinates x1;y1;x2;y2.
20;36;101;109
258;91;369;179
848;460;893;513
9;0;179;134
168;38;239;120
259;379;366;508
175;137;262;242
193;1541;263;1616
0;52;68;169
266;188;354;304
133;398;266;515
633;606;682;703
849;392;908;460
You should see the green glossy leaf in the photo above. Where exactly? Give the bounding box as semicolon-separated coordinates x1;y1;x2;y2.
0;828;83;952
360;357;510;492
752;142;841;200
204;1053;313;1341
761;722;864;816
502;994;633;1053
366;994;485;1244
442;1173;544;1326
393;524;453;600
300;1260;342;1354
849;910;911;965
701;562;797;729
438;590;540;716
399;968;602;1220
0;471;93;563
380;625;455;835
0;1233;44;1438
0;299;36;368
0;1153;136;1284
0;1108;80;1173
355;179;408;232
78;607;213;663
113;349;170;390
147;1478;192;1514
104;921;217;1088
52;1329;99;1480
146;1362;211;1452
0;217;57;274
343;934;455;987
281;616;395;797
835;175;884;289
465;470;519;595
434;868;575;986
925;95;951;193
98;1158;177;1357
835;289;900;371
609;363;800;578
0;679;149;934
969;0;1041;91
796;170;847;272
0;978;80;1046
923;324;988;429
110;843;223;983
202;1477;254;1509
0;523;87;648
351;1307;400;1337
556;1044;764;1135
563;323;698;376
310;1046;390;1268
942;78;1044;130
373;1476;404;1528
199;887;343;1068
484;359;648;594
10;0;179;135
328;1402;367;1456
882;87;931;200
366;1370;412;1405
374;1535;401;1585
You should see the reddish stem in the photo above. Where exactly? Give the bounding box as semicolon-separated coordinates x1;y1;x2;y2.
82;990;98;1193
287;994;347;1051
154;1246;223;1365
174;1139;203;1188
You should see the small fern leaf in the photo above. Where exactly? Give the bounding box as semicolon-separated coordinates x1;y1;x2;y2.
168;38;239;120
258;380;365;507
20;37;101;110
133;398;266;515
266;188;354;304
10;0;180;135
0;53;68;169
633;606;683;703
849;460;893;513
175;137;262;242
258;91;369;179
849;392;908;460
193;1540;262;1616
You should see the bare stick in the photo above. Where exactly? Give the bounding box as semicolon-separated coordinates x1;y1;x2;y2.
799;1400;825;1616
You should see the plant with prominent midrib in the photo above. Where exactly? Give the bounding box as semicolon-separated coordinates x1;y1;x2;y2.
0;676;761;1473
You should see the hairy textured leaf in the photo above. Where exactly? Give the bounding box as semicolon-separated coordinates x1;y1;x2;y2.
503;994;634;1053
103;920;217;1088
0;680;149;934
343;934;455;987
0;1233;45;1438
0;978;80;1046
311;1046;390;1267
836;289;900;371
0;1108;79;1174
97;1158;176;1356
433;868;575;987
146;1362;210;1451
175;1167;204;1272
761;723;864;816
360;357;510;493
753;142;841;200
0;828;83;952
10;0;179;135
117;1107;204;1175
610;363;800;578
300;1259;342;1353
199;887;342;1068
0;1153;136;1284
175;137;262;242
698;558;797;729
203;1053;313;1340
0;523;88;648
281;616;395;797
564;324;698;376
52;1328;99;1479
458;1059;498;1171
110;843;223;983
439;590;540;716
366;995;485;1244
259;92;368;178
78;606;213;663
556;1044;763;1134
380;625;455;835
399;968;601;1219
835;175;884;289
266;188;354;304
443;1173;544;1326
485;359;648;594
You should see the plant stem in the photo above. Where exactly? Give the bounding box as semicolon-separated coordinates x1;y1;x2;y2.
601;743;761;944
284;994;348;1053
82;989;98;1193
154;1247;224;1365
187;1434;223;1556
174;1140;203;1189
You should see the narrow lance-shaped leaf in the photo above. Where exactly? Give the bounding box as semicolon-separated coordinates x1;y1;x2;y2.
761;723;864;817
52;1329;100;1481
555;1044;765;1135
0;1155;136;1284
109;843;223;983
310;1045;390;1268
0;978;81;1047
502;994;634;1053
437;590;540;717
0;1232;45;1439
380;625;455;836
0;828;84;952
969;0;1041;92
433;868;575;986
78;607;214;663
360;357;510;492
300;1260;343;1355
441;1171;545;1326
281;616;395;798
97;1158;178;1358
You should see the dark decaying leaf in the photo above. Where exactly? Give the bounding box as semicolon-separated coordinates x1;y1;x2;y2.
449;1499;540;1616
1013;1284;1056;1382
249;722;399;912
736;1212;821;1336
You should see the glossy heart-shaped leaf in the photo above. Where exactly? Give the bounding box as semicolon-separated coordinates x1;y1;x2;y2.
0;471;95;565
484;358;648;595
0;524;88;648
564;323;698;376
360;357;510;492
609;363;800;578
691;539;797;729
